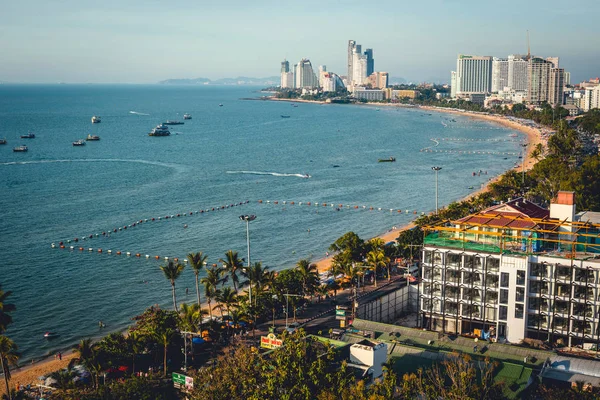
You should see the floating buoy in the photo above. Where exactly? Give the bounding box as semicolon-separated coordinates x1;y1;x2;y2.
51;243;56;248
88;248;93;252
60;245;65;249
107;250;112;254
98;249;102;253
136;253;141;257
258;200;263;203
146;255;150;258
69;246;74;250
59;241;64;245
117;251;122;255
290;201;294;205
74;238;79;242
274;201;278;204
164;257;169;261
155;255;159;259
79;247;84;251
126;252;131;256
174;258;178;262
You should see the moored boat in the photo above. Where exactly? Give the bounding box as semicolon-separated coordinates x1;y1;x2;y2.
86;134;100;141
164;120;184;125
91;116;101;123
148;124;171;136
20;132;35;139
0;138;6;144
13;145;28;152
378;157;396;162
44;332;59;339
183;114;192;120
281;115;291;118
73;139;86;146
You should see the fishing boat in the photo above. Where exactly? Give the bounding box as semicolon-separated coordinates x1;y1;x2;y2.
13;145;28;152
164;120;184;125
44;332;59;339
73;139;86;146
378;157;396;163
219;103;223;107
183;114;192;120
20;132;35;139
148;124;171;137
86;134;100;141
281;115;291;118
91;116;101;123
0;138;6;145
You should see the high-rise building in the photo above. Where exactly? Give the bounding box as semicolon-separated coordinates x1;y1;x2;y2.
491;58;509;93
322;72;345;92
365;72;388;89
281;59;289;74
527;57;563;105
318;65;327;87
348;40;358;86
364;48;374;76
507;55;529;92
280;59;292;88
564;71;571;86
295;59;318;89
455;55;493;95
352;48;368;86
450;71;457;98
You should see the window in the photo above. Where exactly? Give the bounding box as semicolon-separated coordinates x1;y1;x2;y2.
515;304;524;319
517;270;525;286
500;273;509;288
500;289;509;304
516;287;525;302
499;305;508;320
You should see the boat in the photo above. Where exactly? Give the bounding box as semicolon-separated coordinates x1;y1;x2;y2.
183;114;192;120
148;124;171;136
467;186;474;190
44;332;59;339
378;157;396;163
20;132;35;139
13;145;28;152
91;116;101;123
281;115;291;118
0;138;6;145
164;120;184;125
219;103;223;107
293;105;298;108
509;133;518;137
302;174;311;178
73;139;86;146
86;134;100;141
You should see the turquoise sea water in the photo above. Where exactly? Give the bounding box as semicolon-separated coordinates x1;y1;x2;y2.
0;85;523;361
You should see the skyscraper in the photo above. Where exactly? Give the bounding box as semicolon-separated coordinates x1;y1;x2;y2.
491;57;509;93
455;55;493;95
527;57;563;105
352;48;367;86
450;71;457;98
364;48;374;76
295;59;318;89
280;59;292;88
318;65;327;87
281;59;289;74
507;55;529;92
348;40;357;86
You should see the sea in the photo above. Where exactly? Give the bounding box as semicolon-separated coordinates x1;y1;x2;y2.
0;84;523;361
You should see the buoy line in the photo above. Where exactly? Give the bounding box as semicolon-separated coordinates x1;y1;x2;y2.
432;137;523;143
256;199;430;216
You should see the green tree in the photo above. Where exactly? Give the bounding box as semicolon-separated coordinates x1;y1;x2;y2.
200;266;225;320
48;366;79;391
69;338;103;390
366;247;389;287
220;250;244;293
0;284;16;334
241;261;270;307
159;261;185;311
295;259;319;299
187;252;207;308
0;336;19;399
178;303;203;333
329;232;365;263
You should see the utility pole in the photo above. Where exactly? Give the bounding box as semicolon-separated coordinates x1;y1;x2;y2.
432;167;442;214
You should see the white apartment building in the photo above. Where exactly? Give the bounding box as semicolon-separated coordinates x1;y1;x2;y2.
492;58;509;93
455;55;493;95
295;59;318;89
527;57;564;105
507;55;529;92
352;49;368;86
281;72;294;89
582;85;600;111
318;65;327;87
420;192;600;347
450;71;457;98
322;72;344;92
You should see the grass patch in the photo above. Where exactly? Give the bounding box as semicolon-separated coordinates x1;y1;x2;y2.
390;354;436;377
494;361;532;399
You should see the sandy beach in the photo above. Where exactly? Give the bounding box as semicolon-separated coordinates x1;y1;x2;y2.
1;101;545;395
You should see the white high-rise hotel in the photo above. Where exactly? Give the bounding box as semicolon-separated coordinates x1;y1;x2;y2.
454;55;493;95
347;40;374;88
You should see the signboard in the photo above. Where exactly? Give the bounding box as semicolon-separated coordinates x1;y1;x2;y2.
260;333;283;349
335;309;347;317
172;372;193;391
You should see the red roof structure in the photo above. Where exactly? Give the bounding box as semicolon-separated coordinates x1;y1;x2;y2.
456;197;549;230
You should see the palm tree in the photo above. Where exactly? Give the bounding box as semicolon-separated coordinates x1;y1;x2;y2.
200;266;225;321
127;331;145;376
159;261;185;311
0;284;16;334
215;287;238;317
187;252;207;308
369;238;392;281
241;262;270;306
0;336;19;399
178;303;203;332
70;338;102;390
366;248;390;287
220;250;244;292
296;259;319;300
48;366;79;391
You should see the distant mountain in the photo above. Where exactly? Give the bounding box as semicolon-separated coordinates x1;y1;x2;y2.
158;76;280;85
388;76;407;85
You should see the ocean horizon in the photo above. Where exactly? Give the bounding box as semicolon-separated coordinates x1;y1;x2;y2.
0;84;523;361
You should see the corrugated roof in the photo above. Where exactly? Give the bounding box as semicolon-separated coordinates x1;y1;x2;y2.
456;197;548;229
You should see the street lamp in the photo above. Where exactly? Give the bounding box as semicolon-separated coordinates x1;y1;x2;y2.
239;214;256;305
520;143;528;186
432;167;442;215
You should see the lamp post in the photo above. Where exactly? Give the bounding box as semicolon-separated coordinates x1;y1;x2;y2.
432;167;442;214
239;215;256;305
520;143;528;186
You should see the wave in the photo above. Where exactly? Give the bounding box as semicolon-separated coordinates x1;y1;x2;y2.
0;158;183;171
226;170;310;178
129;111;150;116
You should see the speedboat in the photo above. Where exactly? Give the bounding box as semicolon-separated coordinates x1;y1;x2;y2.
378;157;396;162
44;332;59;339
13;145;28;152
73;139;86;146
86;134;100;141
91;116;101;123
163;120;184;125
281;115;291;118
148;124;171;136
0;138;6;144
20;132;35;139
302;174;311;179
183;114;192;120
219;103;223;107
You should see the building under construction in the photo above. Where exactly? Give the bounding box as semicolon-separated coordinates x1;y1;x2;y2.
420;191;600;348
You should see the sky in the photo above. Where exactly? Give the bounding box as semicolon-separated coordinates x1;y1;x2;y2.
1;0;598;84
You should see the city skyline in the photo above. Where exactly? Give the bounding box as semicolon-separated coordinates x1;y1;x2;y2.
1;0;598;84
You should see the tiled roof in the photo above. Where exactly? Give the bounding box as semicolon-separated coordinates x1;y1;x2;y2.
456;197;549;229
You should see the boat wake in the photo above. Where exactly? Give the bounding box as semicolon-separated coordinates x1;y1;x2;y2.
129;111;150;116
0;158;185;171
227;170;311;179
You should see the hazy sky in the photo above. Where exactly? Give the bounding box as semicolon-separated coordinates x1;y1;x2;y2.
1;0;598;83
